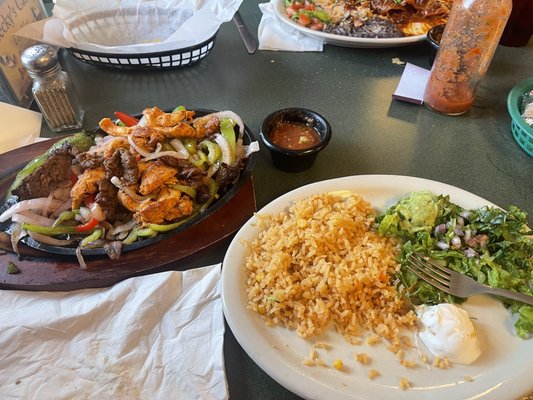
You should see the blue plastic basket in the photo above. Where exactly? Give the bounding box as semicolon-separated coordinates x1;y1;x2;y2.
506;77;533;157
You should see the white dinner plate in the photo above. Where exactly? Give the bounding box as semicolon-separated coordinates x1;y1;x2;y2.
221;175;533;400
272;0;426;48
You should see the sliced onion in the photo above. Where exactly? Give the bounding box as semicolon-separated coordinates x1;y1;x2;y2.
137;115;147;127
210;111;244;139
53;198;73;217
242;141;260;158
42;193;55;217
143;149;188;162
12;210;55;227
206;162;220;178
90;202;106;222
28;231;73;246
76;245;88;270
213;133;232;165
0;198;63;223
116;231;130;240
10;223;27;256
170;138;191;159
79;206;91;220
109;219;136;235
127;134;155;158
110;176;151;203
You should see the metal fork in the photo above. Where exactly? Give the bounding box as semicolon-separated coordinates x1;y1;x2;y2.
406;252;533;306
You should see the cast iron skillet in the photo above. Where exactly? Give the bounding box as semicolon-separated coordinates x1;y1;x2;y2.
0;109;256;257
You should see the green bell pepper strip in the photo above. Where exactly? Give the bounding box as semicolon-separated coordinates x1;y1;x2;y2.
190;152;208;169
53;210;78;227
173;105;186;113
136;228;157;237
80;228;103;247
122;227;156;245
149;216;195;233
220;119;236;164
182;138;197;155
200;140;221;165
168;184;197;199
122;229;138;245
22;223;87;236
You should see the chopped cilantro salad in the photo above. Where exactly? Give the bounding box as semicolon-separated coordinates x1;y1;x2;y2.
377;190;533;339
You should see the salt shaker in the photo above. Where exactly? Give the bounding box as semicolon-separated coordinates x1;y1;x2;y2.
21;45;84;132
423;0;512;115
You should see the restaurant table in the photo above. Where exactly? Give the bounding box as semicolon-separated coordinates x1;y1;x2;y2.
35;1;533;399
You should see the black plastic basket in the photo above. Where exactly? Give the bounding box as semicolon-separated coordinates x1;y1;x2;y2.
67;32;217;70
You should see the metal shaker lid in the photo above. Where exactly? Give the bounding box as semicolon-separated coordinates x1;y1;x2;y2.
20;45;59;74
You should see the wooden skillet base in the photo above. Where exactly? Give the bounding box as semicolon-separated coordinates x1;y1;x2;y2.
0;138;256;291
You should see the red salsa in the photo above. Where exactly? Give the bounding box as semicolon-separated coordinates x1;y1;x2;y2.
269;121;321;150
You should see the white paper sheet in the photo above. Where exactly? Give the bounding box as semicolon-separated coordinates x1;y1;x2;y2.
16;0;243;54
258;0;323;52
0;102;42;154
0;265;228;400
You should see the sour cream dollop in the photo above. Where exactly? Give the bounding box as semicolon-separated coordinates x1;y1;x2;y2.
416;303;481;365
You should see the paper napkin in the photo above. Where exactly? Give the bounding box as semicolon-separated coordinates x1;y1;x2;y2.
16;0;243;54
258;0;324;51
392;63;431;105
0;102;42;154
0;264;228;400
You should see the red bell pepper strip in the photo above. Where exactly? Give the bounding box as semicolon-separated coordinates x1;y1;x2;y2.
114;111;139;127
75;217;99;232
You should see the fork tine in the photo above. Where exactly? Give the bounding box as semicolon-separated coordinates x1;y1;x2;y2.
405;256;450;292
412;252;452;277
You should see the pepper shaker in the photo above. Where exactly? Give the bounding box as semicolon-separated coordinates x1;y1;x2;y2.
21;45;84;132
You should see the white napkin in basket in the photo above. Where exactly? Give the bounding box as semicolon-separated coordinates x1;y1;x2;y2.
258;0;324;51
0;264;227;400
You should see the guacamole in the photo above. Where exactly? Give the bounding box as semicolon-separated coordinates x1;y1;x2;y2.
378;190;439;237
